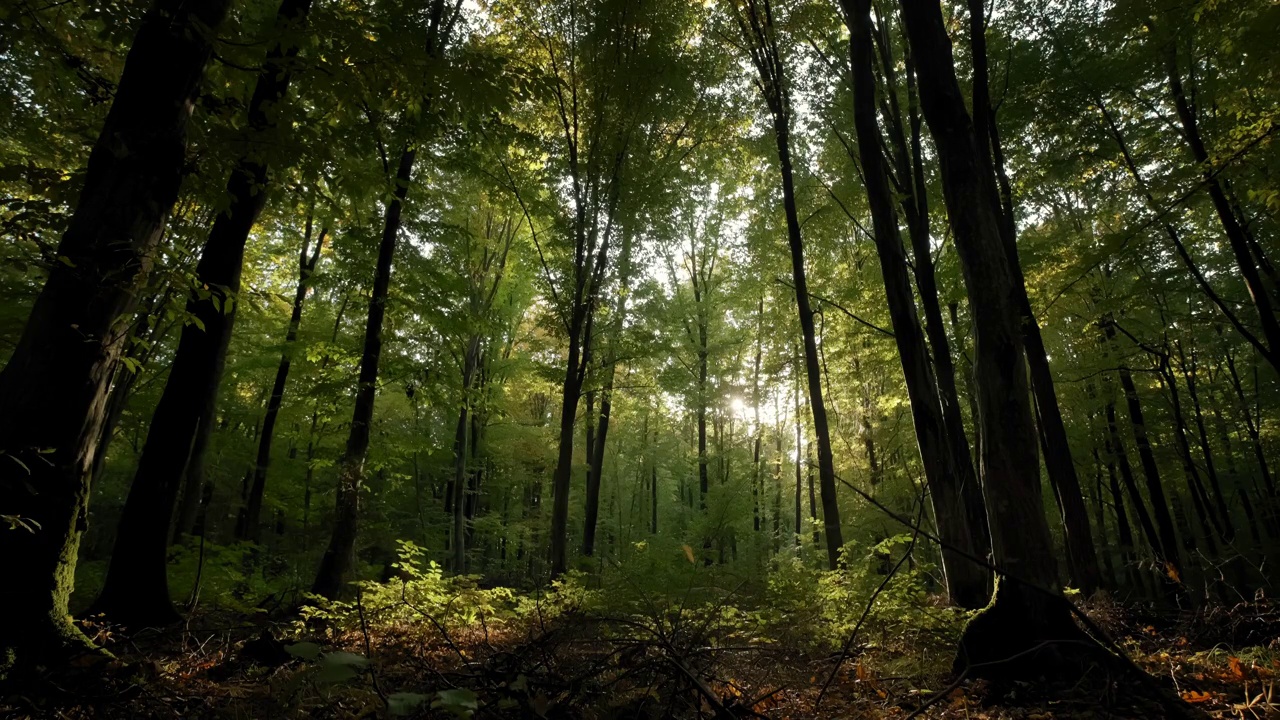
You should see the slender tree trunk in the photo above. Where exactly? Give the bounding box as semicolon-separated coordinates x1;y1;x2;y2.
92;0;314;626
1090;447;1116;587
1158;354;1226;548
794;365;803;548
1226;351;1276;501
1164;39;1280;372
1106;322;1184;577
752;298;764;533
244;219;326;542
650;415;659;535
1106;402;1161;557
1102;437;1140;590
0;0;229;664
1176;342;1233;540
899;0;1083;675
451;338;479;573
585;231;635;555
733;0;843;566
549;315;585;577
843;0;990;605
311;148;414;600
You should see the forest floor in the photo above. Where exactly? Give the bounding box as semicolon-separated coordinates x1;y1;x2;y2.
4;590;1280;719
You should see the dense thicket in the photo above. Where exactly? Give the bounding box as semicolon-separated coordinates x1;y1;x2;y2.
1;0;1277;691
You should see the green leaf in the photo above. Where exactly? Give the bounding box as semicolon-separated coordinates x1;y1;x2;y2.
313;662;360;684
323;650;370;667
432;688;478;718
284;641;322;660
388;692;430;716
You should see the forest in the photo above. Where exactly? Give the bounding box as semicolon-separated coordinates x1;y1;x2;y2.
1;0;1278;716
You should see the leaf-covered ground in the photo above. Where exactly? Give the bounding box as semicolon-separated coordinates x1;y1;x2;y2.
6;585;1278;720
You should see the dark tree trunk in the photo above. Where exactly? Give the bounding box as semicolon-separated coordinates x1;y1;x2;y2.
1106;322;1184;577
92;0;314;627
794;367;803;547
965;0;1099;595
1165;39;1280;372
842;0;990;606
549;316;585;577
1101;438;1141;590
244;219;326;542
882;16;991;577
1106;402;1162;557
311;0;455;595
0;0;229;665
898;0;1084;676
651;417;659;535
311;148;414;600
451;338;480;573
752;298;764;533
734;0;843;567
585;231;634;556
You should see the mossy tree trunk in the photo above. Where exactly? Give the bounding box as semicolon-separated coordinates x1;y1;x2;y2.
0;0;229;671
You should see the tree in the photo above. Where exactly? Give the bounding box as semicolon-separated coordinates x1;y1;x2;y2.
730;0;844;569
897;0;1083;676
311;0;464;599
841;0;990;608
0;0;231;668
91;0;316;626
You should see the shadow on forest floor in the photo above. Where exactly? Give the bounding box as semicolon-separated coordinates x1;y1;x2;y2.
5;590;1280;719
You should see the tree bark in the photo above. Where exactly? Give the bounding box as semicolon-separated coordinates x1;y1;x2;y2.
1105;321;1184;577
585;230;634;556
244;218;326;542
311;148;414;599
898;0;1083;675
0;0;229;666
843;0;990;606
92;0;314;626
732;0;844;567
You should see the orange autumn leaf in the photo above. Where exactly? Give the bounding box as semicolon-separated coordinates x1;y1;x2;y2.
1228;656;1244;679
1180;691;1212;703
682;544;696;564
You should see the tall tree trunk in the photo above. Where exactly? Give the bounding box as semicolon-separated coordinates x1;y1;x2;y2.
794;364;803;548
882;18;990;571
1225;350;1276;507
733;0;843;567
1101;438;1141;590
451;337;480;573
752;297;764;533
0;0;229;665
1176;342;1233;540
244;218;326;542
1106;402;1162;558
1157;353;1226;548
966;0;1099;595
1090;447;1117;588
1106;322;1184;577
549;315;585;577
843;0;990;606
92;0;315;626
650;414;659;535
585;231;634;556
898;0;1083;675
1164;39;1280;372
311;148;415;599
